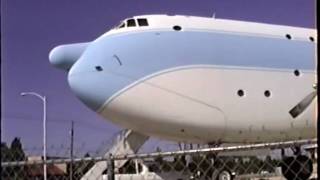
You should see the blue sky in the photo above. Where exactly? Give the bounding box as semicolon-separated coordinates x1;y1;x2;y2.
1;0;315;155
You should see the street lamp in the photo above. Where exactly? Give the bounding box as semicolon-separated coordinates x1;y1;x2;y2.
21;92;47;180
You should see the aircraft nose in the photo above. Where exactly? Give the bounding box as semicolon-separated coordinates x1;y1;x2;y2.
66;48;131;112
68;72;107;111
49;43;89;71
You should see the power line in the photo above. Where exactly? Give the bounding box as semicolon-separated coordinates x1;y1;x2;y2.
2;116;110;132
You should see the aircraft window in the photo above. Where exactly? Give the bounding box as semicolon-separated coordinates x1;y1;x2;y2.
294;69;300;76
285;34;292;39
309;37;314;42
237;90;244;97
118;23;125;28
127;19;136;27
95;66;103;71
137;18;148;26
173;25;182;31
264;90;271;97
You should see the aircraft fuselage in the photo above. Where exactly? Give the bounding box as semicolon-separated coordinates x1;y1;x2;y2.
50;15;317;144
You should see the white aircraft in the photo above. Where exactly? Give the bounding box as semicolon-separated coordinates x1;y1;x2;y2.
49;15;317;179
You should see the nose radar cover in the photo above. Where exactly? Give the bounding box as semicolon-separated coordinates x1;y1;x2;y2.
49;42;89;70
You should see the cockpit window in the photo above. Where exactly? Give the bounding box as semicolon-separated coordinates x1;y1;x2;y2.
137;18;148;26
118;23;125;28
127;19;136;27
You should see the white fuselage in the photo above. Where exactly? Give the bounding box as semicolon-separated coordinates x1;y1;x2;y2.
100;66;316;143
50;15;317;144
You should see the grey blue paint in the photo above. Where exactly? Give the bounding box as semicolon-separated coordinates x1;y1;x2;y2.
68;29;315;111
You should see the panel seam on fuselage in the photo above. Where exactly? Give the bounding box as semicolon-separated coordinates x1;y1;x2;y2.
100;28;316;43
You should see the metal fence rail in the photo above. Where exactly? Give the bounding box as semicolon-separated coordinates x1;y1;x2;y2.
1;139;318;180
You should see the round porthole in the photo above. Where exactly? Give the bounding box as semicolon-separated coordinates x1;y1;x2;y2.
237;89;244;97
95;66;103;71
294;69;300;76
285;34;292;39
264;90;271;97
309;36;314;42
173;25;182;31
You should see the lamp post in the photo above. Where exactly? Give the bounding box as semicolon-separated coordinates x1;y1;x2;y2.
21;92;47;180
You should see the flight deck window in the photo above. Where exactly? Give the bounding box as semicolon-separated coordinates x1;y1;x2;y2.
138;19;148;26
118;23;125;28
127;19;136;27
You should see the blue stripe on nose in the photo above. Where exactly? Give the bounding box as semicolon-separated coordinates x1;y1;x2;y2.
68;72;106;111
67;68;134;112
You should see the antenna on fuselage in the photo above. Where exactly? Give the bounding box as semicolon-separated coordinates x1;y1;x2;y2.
212;13;216;18
289;83;317;118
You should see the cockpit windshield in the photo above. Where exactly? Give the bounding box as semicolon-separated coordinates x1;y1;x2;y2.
127;19;136;27
115;18;149;29
137;18;148;26
118;22;125;28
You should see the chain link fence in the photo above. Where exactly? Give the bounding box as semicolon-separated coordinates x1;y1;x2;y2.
1;139;317;180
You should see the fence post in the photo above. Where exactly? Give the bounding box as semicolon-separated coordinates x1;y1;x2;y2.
107;153;115;180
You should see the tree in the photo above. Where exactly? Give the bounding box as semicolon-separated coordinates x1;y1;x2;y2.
84;152;90;157
1;142;10;161
1;138;26;180
1;142;12;179
10;137;25;161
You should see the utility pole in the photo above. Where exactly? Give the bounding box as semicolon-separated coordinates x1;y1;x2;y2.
70;121;74;180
